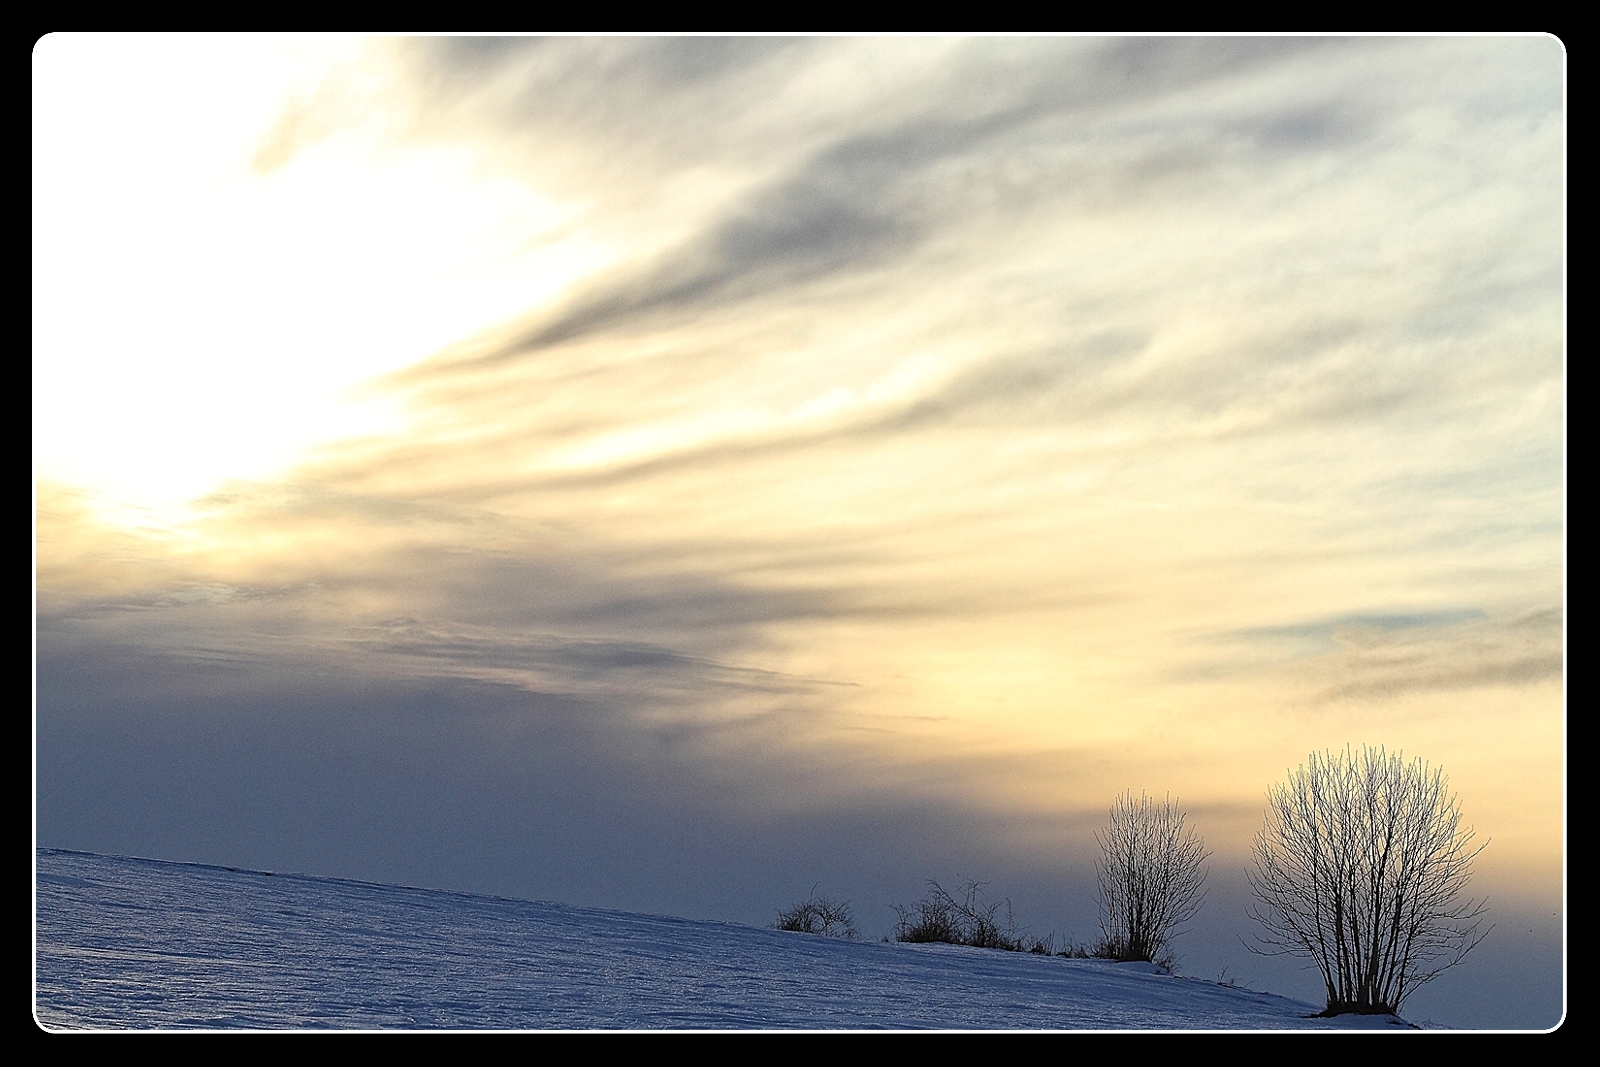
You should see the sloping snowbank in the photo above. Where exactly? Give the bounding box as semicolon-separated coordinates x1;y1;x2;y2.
35;849;1411;1031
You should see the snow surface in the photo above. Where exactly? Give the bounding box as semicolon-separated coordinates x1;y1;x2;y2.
35;848;1415;1031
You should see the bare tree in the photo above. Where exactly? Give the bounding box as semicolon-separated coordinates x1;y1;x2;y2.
1095;792;1209;966
1246;746;1490;1017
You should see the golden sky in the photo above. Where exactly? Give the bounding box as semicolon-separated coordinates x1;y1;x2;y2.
35;37;1563;1008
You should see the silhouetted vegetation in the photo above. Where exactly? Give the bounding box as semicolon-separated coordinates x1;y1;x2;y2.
774;886;859;939
1095;791;1209;967
892;880;1049;953
1056;937;1130;961
1247;746;1489;1017
772;749;1487;1018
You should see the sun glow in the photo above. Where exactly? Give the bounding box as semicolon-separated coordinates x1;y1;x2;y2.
33;35;610;527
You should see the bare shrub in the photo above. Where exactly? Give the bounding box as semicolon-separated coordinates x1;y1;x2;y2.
774;885;858;939
893;880;1034;951
1056;937;1124;960
1246;745;1490;1017
1095;792;1209;966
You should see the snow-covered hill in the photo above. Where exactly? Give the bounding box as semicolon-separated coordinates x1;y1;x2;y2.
34;848;1411;1030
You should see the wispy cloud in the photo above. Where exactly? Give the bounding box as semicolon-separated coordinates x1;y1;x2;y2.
1198;607;1562;700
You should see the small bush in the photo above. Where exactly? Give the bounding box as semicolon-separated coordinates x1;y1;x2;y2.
774;886;859;939
1056;936;1126;960
893;880;1046;953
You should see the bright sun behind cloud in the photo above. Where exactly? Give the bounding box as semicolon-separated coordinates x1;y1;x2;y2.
33;35;610;527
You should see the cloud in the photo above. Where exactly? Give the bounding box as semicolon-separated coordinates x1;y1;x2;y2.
362;37;1383;365
1232;608;1490;649
1198;607;1563;701
1309;607;1564;701
356;35;1559;506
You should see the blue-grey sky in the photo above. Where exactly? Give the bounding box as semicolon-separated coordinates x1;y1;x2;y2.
34;35;1564;1028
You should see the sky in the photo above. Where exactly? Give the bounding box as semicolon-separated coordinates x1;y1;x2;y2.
33;35;1564;1029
